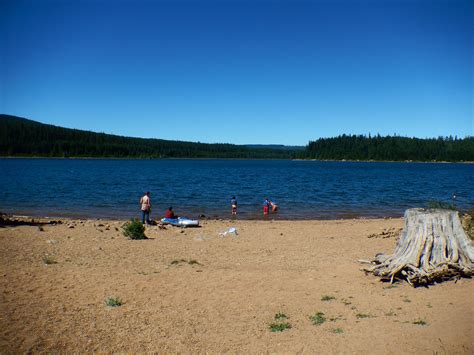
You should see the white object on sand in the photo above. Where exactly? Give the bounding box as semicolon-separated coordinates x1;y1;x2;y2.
219;227;237;237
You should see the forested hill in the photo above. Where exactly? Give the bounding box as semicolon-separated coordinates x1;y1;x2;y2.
307;134;474;162
1;115;472;161
0;115;295;158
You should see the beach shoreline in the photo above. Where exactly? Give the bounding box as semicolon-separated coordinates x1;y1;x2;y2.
1;216;472;353
0;211;404;223
2;156;474;163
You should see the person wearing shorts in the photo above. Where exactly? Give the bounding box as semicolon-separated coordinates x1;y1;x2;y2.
231;196;238;215
140;191;151;224
263;198;270;215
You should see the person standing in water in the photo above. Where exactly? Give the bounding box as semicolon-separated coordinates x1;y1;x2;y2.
231;196;238;215
263;198;270;215
270;200;279;212
140;191;151;225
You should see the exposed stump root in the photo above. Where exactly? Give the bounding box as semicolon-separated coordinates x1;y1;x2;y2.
368;227;402;239
361;208;474;286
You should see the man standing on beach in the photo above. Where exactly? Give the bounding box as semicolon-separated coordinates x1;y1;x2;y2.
140;192;151;225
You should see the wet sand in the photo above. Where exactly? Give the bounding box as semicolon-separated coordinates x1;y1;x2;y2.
1;217;472;353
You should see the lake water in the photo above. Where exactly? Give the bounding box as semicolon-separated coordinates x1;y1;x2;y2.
0;159;472;220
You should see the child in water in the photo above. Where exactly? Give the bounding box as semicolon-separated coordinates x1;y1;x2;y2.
263;198;270;215
270;200;278;212
231;196;238;215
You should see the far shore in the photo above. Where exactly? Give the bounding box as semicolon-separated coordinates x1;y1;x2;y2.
1;156;473;163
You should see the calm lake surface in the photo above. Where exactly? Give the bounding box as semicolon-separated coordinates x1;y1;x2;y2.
0;159;472;220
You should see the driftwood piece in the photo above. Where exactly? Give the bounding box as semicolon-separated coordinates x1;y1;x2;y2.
362;208;474;286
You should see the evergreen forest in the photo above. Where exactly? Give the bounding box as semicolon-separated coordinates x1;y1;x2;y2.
1;114;472;161
0;115;293;159
306;134;473;162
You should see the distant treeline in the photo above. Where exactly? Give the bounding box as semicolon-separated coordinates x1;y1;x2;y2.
307;134;474;162
0;115;293;159
1;114;473;161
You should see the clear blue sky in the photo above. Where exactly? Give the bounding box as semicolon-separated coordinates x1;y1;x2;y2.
1;0;472;145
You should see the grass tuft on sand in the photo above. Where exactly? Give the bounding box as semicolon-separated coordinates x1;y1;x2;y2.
269;312;291;332
321;295;336;301
356;313;376;319
269;322;291;332
412;319;428;326
310;312;326;325
105;297;123;307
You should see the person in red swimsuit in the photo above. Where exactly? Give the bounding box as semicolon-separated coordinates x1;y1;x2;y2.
263;198;270;215
165;206;177;219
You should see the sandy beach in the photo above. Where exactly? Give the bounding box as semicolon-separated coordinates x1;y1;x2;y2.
1;217;472;353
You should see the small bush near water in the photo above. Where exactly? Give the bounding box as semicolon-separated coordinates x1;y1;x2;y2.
427;200;457;211
123;219;147;239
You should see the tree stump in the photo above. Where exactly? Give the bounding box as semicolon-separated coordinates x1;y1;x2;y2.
361;208;474;286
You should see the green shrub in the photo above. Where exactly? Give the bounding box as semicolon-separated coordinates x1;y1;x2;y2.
269;322;291;332
268;312;291;332
310;312;326;325
123;219;147;239
427;200;457;210
105;297;123;307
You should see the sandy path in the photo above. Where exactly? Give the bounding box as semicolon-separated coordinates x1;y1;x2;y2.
1;218;472;353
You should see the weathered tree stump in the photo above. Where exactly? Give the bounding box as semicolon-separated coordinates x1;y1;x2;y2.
361;208;474;286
